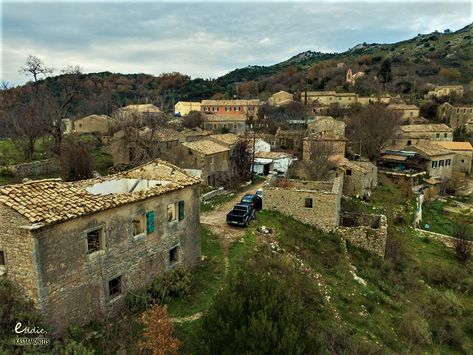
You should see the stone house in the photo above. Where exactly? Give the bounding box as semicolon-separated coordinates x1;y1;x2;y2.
390;124;454;149
437;102;473;129
275;128;307;155
202;114;249;135
268;91;294;106
177;139;230;186
357;96;392;105
0;160;201;333
386;104;420;121
74;114;112;135
435;141;473;177
263;176;344;229
426;85;464;99
201;99;259;117
307;116;345;137
174;101;201;117
337;160;378;198
304;91;357;107
409;144;455;179
303;134;346;162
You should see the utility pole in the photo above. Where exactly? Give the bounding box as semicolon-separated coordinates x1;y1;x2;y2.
251;122;256;183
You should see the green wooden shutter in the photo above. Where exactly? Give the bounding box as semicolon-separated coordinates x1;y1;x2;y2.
178;201;185;221
146;211;155;234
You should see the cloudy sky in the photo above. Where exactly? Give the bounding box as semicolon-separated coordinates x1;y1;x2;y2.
1;0;472;85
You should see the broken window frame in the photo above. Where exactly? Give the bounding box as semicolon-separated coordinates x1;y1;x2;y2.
304;197;313;208
0;250;5;266
167;203;177;222
169;245;180;267
108;276;122;299
86;227;104;254
132;215;145;237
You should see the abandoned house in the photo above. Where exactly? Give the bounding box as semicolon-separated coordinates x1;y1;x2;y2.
337;160;378;199
435;141;473;177
275;127;307;155
0;159;201;333
74;114;112;135
174;101;201;117
389;123;454;149
263;176;343;229
386;104;420;121
177;139;231;186
267;91;294;106
426;85;464;99
437;102;473;129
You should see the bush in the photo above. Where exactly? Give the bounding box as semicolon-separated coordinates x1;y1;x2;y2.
453;223;472;263
399;308;432;345
125;267;192;313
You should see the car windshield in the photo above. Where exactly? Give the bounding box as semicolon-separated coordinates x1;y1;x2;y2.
241;196;253;202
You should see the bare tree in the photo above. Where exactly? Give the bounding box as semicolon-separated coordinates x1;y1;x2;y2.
181;110;203;129
60;135;95;181
19;55;54;82
346;104;402;161
453;223;472;263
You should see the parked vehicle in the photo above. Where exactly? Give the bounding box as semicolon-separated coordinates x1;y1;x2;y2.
255;188;263;199
226;203;255;227
240;194;262;210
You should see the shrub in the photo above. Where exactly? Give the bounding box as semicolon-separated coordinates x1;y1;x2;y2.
399;308;432;345
453;223;472;263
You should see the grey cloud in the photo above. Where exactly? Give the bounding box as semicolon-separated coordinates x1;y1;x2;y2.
2;1;472;85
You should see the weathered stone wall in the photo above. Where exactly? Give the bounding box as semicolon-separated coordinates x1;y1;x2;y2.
263;177;343;229
6;159;60;177
343;162;378;198
0;205;41;307
336;213;387;257
31;184;200;334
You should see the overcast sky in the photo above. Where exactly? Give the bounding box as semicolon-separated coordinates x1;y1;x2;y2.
1;0;472;85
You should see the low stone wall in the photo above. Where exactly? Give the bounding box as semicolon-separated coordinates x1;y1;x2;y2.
335;213;388;257
201;187;226;201
6;159;61;177
415;228;473;248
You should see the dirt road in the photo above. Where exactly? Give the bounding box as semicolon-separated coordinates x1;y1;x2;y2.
200;180;266;245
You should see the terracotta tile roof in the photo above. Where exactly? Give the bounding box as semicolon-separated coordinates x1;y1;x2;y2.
182;140;229;155
201;99;260;106
208;133;240;146
410;143;453;157
400;124;453;133
255;151;293;159
0;159;200;227
387;104;419;110
436;141;473;151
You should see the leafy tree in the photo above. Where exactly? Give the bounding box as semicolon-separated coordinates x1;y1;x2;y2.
200;253;347;354
139;304;181;355
379;58;392;83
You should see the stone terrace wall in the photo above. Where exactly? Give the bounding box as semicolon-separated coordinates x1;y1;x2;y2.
336;213;387;257
6;159;61;177
263;176;343;229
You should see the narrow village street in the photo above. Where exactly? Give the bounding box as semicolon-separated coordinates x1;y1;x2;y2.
200;179;266;245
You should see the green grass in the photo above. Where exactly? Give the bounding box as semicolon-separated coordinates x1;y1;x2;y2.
200;191;236;212
421;199;473;238
167;226;225;318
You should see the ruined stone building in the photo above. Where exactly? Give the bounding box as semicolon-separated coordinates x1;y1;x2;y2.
426;85;464;99
0;160;201;333
390;124;454;149
337;160;378;198
435;141;473;177
303;116;347;162
386;104;420;121
264;176;343;229
74;114;112;135
437;102;473;129
267;91;294;106
177;139;231;186
174;101;201;117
